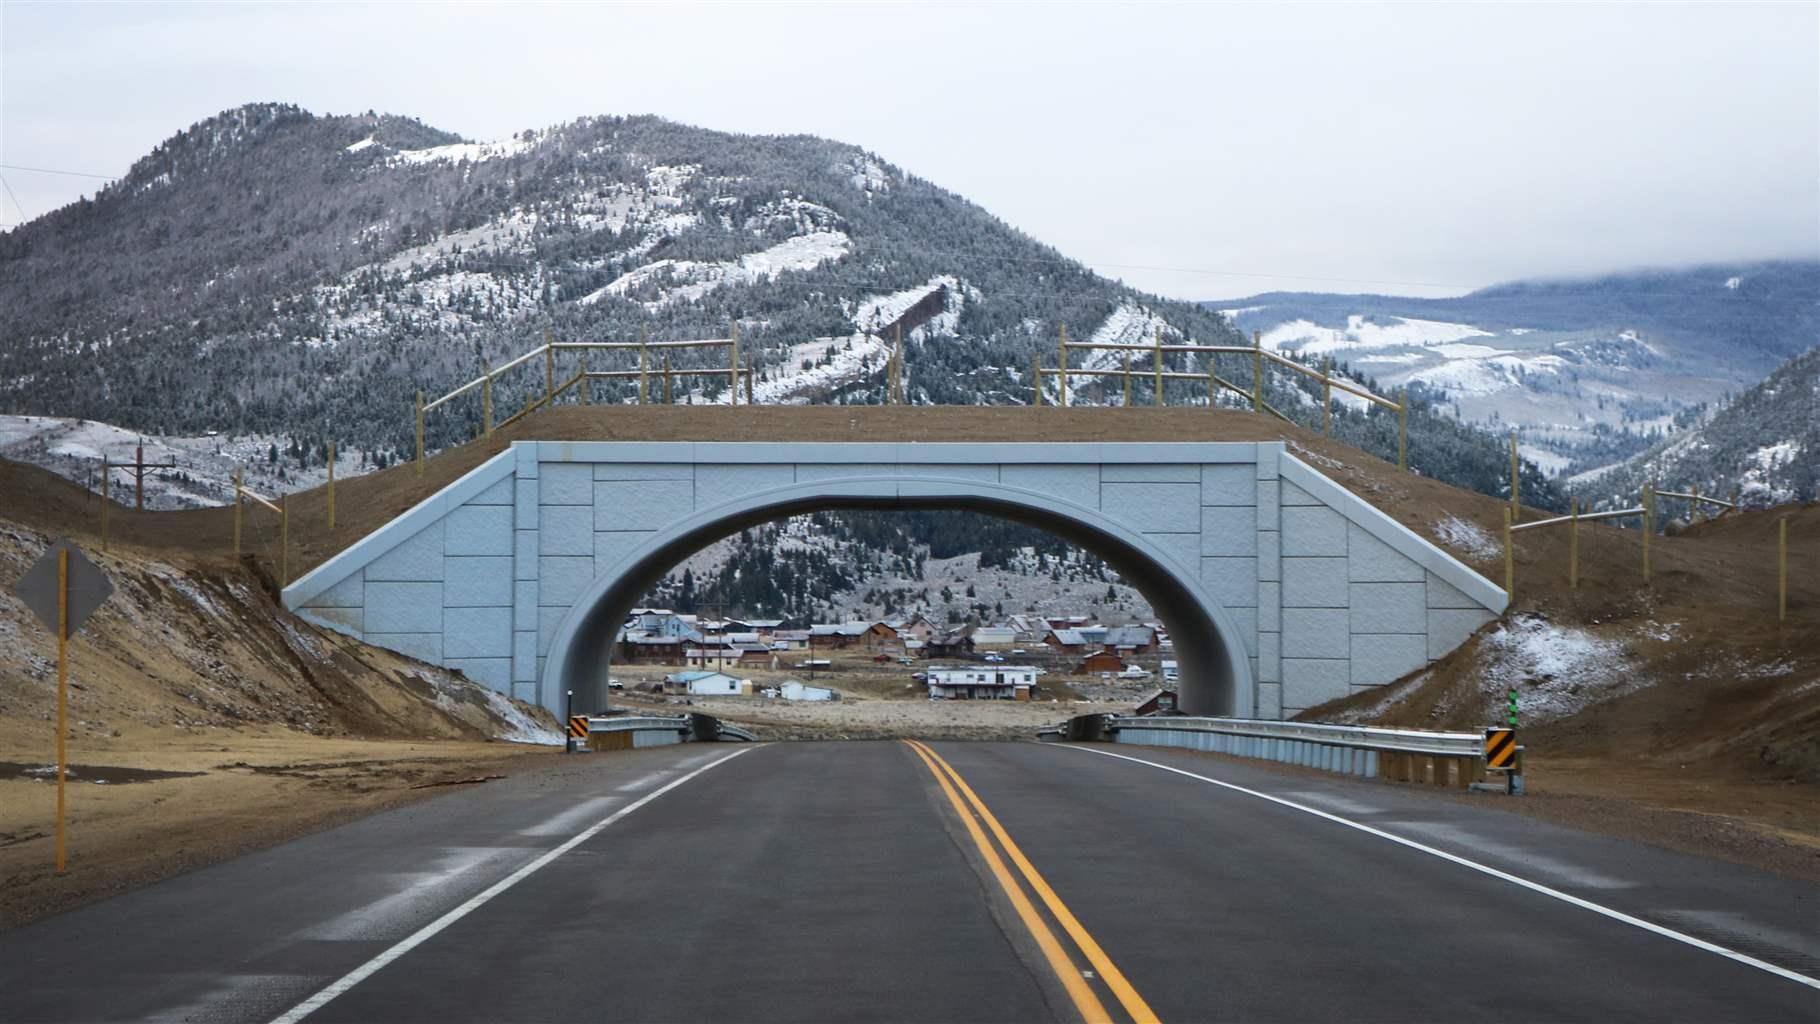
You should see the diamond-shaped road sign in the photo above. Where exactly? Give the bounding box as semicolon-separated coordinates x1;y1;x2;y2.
12;539;113;639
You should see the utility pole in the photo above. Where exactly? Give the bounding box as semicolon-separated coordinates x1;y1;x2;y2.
126;443;177;511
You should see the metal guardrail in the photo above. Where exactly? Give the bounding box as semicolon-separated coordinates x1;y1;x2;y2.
582;713;757;746
1051;713;1489;786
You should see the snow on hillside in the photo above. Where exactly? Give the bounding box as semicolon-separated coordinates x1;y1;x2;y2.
746;333;890;405
389;135;536;166
582;230;851;309
0;415;365;510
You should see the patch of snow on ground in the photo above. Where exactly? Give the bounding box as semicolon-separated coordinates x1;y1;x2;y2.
345;137;377;153
1738;440;1803;505
480;688;564;745
1724;276;1743;290
1434;514;1501;562
748;334;889;405
1476;615;1631;723
391;136;534;166
588;231;850;308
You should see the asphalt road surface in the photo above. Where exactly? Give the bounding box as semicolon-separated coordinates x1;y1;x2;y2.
2;740;1817;1023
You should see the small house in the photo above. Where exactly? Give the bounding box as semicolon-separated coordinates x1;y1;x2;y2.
926;665;1036;701
779;680;836;702
1135;689;1178;716
662;670;750;696
1074;650;1123;675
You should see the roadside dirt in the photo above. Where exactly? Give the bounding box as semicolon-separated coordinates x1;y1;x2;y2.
0;730;559;929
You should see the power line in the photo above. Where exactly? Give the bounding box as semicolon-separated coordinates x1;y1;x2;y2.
0;163;119;181
0;174;27;223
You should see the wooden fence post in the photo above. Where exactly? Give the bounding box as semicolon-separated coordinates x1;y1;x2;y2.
729;320;740;406
482;367;493;437
1397;390;1408;471
543;331;554;403
100;457;110;552
327;441;336;531
1033;355;1043;407
1251;329;1262;412
1569;496;1578;590
1153;328;1164;406
746;357;755;404
415;392;424;475
579;347;590;406
233;467;243;557
280;492;289;588
1641;482;1653;581
638;324;648;404
1509;430;1520;522
1206;360;1217;410
1503;507;1514;602
1058;323;1068;407
1322;357;1332;436
1780;516;1789;622
1123;352;1132;407
663;355;673;404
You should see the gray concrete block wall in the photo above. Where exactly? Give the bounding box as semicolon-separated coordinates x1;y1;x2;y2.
290;441;1505;719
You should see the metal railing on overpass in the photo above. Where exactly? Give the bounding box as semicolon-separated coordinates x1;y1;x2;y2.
578;712;757;750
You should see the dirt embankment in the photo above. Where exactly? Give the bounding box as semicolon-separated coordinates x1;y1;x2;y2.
0;508;563;928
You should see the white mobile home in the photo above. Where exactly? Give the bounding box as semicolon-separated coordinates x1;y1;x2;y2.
926;665;1036;701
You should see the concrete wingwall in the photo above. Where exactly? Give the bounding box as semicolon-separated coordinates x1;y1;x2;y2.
283;441;1505;719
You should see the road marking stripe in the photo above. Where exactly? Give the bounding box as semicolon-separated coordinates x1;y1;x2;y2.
1060;744;1820;992
902;741;1114;1024
267;746;755;1024
911;740;1161;1024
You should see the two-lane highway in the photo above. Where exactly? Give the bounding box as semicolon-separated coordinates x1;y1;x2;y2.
1;741;1816;1022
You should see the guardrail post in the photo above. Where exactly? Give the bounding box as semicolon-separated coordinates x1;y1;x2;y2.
326;441;335;531
729;321;740;406
1780;515;1789;622
233;467;242;557
1251;330;1262;412
1153;328;1164;406
1057;323;1068;407
1569;497;1579;589
1322;357;1333;436
414;391;424;476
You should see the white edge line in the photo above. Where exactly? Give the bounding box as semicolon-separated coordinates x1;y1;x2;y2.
268;745;756;1024
1058;744;1820;993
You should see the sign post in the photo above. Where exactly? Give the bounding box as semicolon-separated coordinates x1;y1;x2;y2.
12;540;114;872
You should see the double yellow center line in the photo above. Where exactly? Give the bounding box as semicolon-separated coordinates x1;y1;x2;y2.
901;740;1159;1024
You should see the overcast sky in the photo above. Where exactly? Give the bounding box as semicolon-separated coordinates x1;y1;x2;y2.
2;2;1815;299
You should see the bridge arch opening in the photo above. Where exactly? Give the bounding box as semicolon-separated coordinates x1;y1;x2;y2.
541;478;1253;717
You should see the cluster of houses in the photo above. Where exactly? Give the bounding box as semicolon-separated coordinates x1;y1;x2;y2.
650;670;837;702
617;609;1167;675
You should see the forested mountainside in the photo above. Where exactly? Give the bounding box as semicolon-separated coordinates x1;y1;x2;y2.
2;102;1582;623
1575;346;1819;510
1209;261;1820;480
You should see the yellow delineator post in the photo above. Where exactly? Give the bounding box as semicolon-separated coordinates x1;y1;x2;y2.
1397;390;1408;471
1780;516;1789;622
482;366;494;437
56;546;67;873
233;467;243;557
1057;324;1068;408
415;391;425;476
326;442;336;531
1251;329;1263;412
638;324;649;404
730;322;740;406
1568;496;1579;590
99;458;109;552
1322;357;1333;436
1122;352;1132;407
1152;328;1163;406
1503;507;1514;601
1509;430;1520;523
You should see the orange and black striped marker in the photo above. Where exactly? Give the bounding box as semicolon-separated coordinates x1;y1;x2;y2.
568;715;590;739
1484;727;1517;769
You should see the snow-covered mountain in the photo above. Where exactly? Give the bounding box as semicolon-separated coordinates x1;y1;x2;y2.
1211;261;1820;481
1573;346;1820;509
